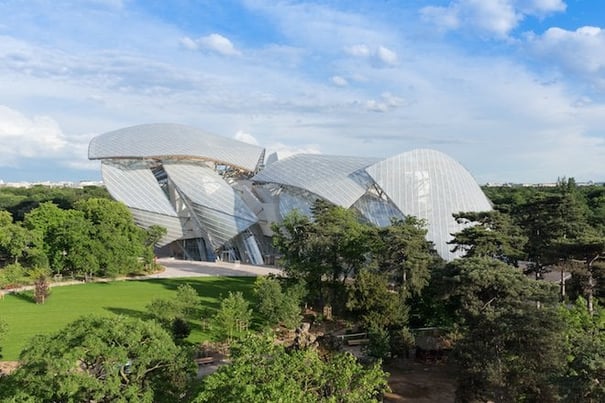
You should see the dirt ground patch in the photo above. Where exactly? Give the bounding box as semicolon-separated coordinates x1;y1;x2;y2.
0;361;19;376
384;359;456;402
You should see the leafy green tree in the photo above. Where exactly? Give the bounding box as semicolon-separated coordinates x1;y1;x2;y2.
0;262;27;288
439;258;565;402
437;257;557;321
0;210;40;266
346;268;408;330
449;210;527;264
555;231;605;313
273;200;376;310
254;276;305;328
0;316;195;402
558;298;605;402
24;203;97;276
29;267;51;304
365;326;391;360
194;333;389;402
76;198;147;277
375;216;435;298
146;284;201;340
212;291;253;341
454;305;565;402
518;180;590;276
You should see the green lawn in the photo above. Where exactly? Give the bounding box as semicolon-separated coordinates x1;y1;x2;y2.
0;277;257;361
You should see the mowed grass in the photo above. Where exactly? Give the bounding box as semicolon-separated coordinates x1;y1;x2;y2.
0;276;257;361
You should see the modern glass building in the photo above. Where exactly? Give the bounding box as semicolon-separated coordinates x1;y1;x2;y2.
89;123;492;263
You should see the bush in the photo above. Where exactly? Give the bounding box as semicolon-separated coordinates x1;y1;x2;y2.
171;317;192;341
212;291;252;341
254;276;305;328
0;263;27;289
365;327;391;360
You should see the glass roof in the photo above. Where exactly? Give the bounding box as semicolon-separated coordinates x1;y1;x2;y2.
253;154;380;208
89;123;265;173
365;149;492;260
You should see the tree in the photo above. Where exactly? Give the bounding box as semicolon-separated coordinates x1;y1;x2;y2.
438;258;565;402
30;267;51;304
0;316;195;402
24;203;97;276
437;257;557;321
346;268;408;330
375;216;435;298
194;333;389;402
212;291;252;341
146;284;201;340
555;231;605;313
557;298;605;402
273;200;376;310
518;180;590;276
449;210;527;264
254;276;305;328
0;210;40;265
76;198;147;277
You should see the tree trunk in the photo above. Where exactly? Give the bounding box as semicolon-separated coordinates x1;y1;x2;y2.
587;270;594;314
560;265;565;300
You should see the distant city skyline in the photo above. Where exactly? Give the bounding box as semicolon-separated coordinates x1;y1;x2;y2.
1;0;604;183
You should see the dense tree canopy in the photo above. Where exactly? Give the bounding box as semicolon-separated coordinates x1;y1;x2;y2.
449;211;527;264
194;333;389;403
0;316;195;403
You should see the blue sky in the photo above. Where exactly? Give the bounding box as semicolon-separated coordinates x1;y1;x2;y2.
0;0;604;184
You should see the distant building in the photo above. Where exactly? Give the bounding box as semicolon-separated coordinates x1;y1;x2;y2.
88;123;492;263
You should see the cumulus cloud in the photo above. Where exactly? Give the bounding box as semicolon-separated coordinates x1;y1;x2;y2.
421;0;566;37
180;33;241;56
331;75;348;86
0;106;67;166
376;46;398;66
519;0;566;16
344;44;398;67
526;26;605;85
234;130;259;145
365;92;404;112
345;44;371;57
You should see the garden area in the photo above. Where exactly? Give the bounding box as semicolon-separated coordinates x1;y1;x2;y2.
0;276;256;360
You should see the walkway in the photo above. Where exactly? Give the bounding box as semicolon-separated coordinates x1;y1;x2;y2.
152;258;282;278
0;259;282;295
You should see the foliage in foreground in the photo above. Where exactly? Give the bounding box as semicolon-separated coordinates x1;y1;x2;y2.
254;276;306;328
0;316;196;403
194;333;389;403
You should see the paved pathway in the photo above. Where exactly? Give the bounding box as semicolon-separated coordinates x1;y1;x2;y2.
0;259;282;295
152;258;282;278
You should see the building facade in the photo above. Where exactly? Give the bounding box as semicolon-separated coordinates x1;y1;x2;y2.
89;123;492;263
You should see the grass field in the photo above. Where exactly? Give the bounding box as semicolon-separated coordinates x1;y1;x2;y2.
0;277;257;361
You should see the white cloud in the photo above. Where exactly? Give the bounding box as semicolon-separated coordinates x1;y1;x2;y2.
519;0;566;16
331;75;348;86
365;92;404;112
420;0;566;38
180;33;241;56
344;44;398;67
526;26;605;84
0;106;67;165
345;44;371;57
234;130;259;145
375;46;398;66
